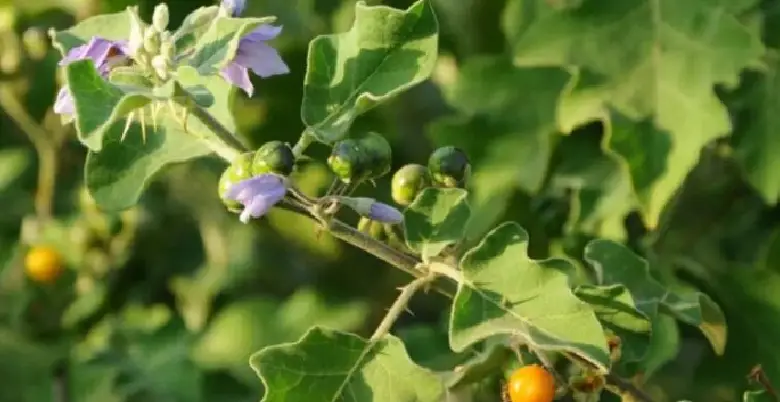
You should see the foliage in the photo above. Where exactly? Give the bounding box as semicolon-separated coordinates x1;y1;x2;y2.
1;0;780;401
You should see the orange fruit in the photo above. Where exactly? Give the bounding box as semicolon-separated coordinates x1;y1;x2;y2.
24;246;63;283
507;364;556;402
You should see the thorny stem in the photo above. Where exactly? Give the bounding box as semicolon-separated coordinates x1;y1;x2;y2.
204;109;652;402
174;93;250;160
370;271;438;341
0;85;60;221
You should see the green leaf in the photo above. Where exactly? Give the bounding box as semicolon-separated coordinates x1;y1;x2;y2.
250;327;443;402
584;239;727;355
66;60;153;151
49;11;130;55
444;340;512;388
733;59;780;204
193;289;368;386
548;126;634;240
84;66;239;211
188;15;276;74
574;285;651;365
429;57;568;239
302;0;439;143
449;222;610;370
512;0;764;227
404;187;471;260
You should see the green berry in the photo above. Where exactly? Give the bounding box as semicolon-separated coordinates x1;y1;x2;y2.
391;164;431;206
357;217;386;240
328;139;366;183
218;152;253;212
252;141;295;176
428;146;470;188
356;132;392;180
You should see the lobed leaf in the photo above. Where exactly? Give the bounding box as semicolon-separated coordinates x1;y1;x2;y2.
301;0;439;143
404;188;471;260
66;60;153;151
84;66;240;211
49;11;130;55
584;239;727;355
449;222;611;371
512;0;764;227
574;284;651;365
250;327;443;402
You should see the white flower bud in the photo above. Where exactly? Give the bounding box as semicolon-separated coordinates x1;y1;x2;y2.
126;7;145;57
151;54;169;80
152;3;169;32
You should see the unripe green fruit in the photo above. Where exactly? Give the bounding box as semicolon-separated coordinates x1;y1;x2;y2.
428;146;470;188
357;217;386;240
218;152;253;212
391;164;431;206
357;132;391;180
328;133;392;183
252;141;295;176
328;139;366;183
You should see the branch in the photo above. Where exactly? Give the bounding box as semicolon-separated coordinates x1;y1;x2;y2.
370;271;437;341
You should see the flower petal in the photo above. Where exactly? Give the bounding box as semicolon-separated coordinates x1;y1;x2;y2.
222;0;246;17
220;63;254;96
234;41;289;78
224;174;285;201
369;202;404;224
238;186;286;223
53;87;75;115
243;25;283;42
60;37;120;66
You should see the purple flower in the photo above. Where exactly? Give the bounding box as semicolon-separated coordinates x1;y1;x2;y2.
367;202;404;224
225;174;287;223
222;0;246;17
220;24;289;96
54;37;128;115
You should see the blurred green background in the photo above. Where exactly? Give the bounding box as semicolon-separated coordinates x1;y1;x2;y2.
1;0;780;401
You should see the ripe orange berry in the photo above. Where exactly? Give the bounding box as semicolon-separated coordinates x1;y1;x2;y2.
24;246;63;283
507;364;556;402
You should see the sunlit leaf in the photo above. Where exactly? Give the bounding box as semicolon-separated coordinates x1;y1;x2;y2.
449;222;610;370
250;327;443;402
584;239;727;355
302;0;439;143
513;0;764;227
404;188;470;260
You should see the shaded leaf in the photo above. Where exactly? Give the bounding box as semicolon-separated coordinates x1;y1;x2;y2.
449;222;610;370
250;327;443;402
302;0;438;143
513;0;764;227
574;284;651;365
584;239;727;355
404;188;471;260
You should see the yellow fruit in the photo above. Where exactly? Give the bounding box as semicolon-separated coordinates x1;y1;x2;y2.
24;246;63;283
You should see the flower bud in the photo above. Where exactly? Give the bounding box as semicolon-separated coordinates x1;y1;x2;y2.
160;37;175;62
126;7;145;57
339;197;403;224
143;29;160;54
151;54;169;80
152;3;169;32
218;152;254;213
22;28;47;60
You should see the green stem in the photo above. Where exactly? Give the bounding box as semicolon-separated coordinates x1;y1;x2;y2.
0;85;58;221
292;129;314;158
370;271;437;341
173;93;250;160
